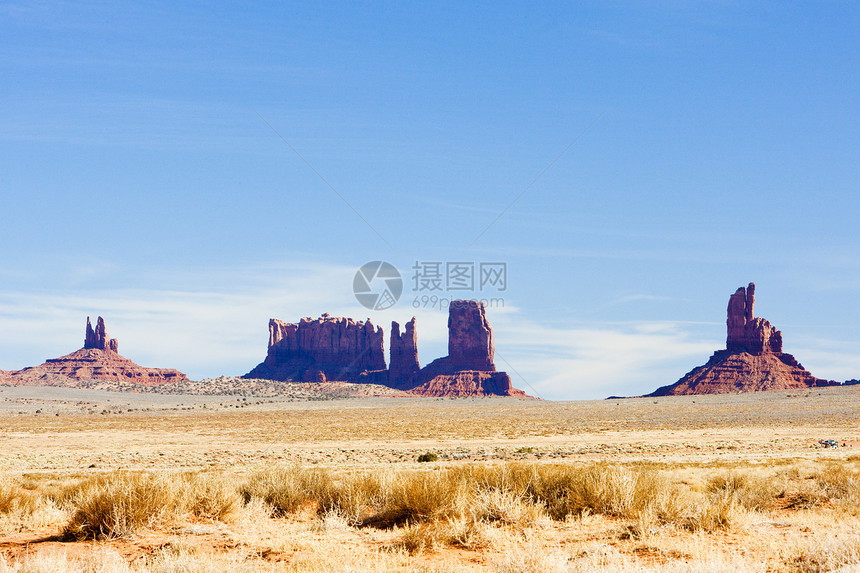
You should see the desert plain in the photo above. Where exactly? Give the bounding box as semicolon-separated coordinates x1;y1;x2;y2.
1;382;859;572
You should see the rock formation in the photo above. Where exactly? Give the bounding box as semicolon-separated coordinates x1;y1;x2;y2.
402;301;526;397
244;314;386;382
3;316;188;386
244;302;528;397
389;318;419;383
447;300;495;371
85;316;119;353
647;283;836;396
726;283;782;354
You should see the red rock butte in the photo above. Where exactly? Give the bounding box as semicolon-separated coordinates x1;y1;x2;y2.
646;283;836;396
244;300;528;398
1;316;188;386
243;314;386;382
402;300;526;397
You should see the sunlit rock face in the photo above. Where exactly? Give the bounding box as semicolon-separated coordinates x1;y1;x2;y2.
647;284;835;397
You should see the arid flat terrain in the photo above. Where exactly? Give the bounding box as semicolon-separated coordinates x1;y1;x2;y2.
2;383;858;471
1;383;859;571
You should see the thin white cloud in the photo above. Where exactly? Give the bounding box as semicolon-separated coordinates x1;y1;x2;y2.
784;337;860;383
1;264;856;400
0;261;354;375
492;316;719;400
0;261;457;378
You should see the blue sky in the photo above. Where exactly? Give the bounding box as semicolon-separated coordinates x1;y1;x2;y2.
1;1;858;399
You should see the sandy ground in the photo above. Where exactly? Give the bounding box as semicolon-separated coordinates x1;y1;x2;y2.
2;383;860;571
1;383;858;473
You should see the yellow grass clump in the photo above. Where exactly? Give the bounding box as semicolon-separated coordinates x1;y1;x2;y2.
62;471;242;539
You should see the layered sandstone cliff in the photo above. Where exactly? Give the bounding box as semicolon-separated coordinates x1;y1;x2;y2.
647;283;835;396
243;314;386;382
3;317;187;386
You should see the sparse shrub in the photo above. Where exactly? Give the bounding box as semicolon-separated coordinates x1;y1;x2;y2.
63;472;177;539
707;470;777;511
707;471;749;495
444;462;680;524
363;470;463;528
59;470;242;540
814;463;860;500
398;520;448;554
397;515;485;554
534;463;661;520
468;487;544;528
324;470;385;524
15;459;811;551
239;465;337;516
494;542;569;573
0;474;43;517
0;475;20;515
240;466;308;515
694;489;741;532
787;533;860;573
176;472;242;522
417;452;438;463
649;482;699;527
776;490;828;510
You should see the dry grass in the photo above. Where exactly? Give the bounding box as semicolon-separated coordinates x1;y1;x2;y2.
3;388;860;571
63;472;178;539
238;465;335;516
1;459;860;570
813;461;860;500
62;471;242;539
0;474;62;536
38;459;860;543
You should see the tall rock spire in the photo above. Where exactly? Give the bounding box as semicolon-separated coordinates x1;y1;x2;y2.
725;283;781;354
447;300;495;371
84;316;119;353
646;283;834;396
390;318;419;382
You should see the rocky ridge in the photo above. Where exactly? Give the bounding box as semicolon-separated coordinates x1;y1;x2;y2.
647;283;837;396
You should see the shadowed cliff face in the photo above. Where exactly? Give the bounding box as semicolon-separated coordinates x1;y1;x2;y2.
244;314;385;383
646;283;835;397
447;300;496;371
389;318;419;382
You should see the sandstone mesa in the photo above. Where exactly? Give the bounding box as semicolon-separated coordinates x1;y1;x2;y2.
646;283;837;396
243;314;386;383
